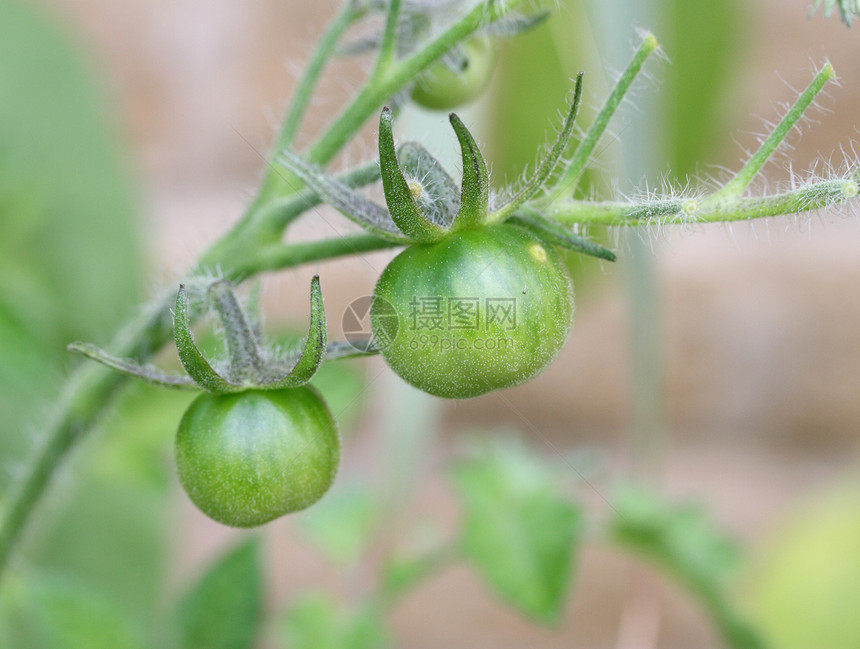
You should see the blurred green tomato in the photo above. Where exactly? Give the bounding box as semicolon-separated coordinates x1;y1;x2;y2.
411;37;495;110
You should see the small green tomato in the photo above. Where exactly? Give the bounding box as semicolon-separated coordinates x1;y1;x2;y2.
175;386;339;528
371;224;573;399
411;37;495;111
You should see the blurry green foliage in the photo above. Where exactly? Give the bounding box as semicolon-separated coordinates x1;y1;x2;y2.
0;571;145;649
298;485;379;566
281;593;390;649
0;0;142;476
173;538;262;649
451;440;583;625
610;487;767;649
749;483;860;649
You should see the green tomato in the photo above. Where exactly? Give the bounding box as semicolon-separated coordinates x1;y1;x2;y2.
175;386;339;528
371;224;573;399
411;38;495;111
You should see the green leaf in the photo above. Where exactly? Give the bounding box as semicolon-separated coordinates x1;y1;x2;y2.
298;486;379;566
277;149;407;242
267;275;326;388
609;487;768;649
510;208;616;261
66;341;196;388
489;72;584;224
451;442;583;624
0;571;145;649
281;593;390;649
174;538;262;649
173;285;240;393
207;281;265;379
378;107;449;243
449;113;490;229
0;0;141;485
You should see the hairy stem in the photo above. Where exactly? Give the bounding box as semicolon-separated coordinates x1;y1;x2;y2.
542;32;659;203
304;0;525;169
252;1;361;209
703;61;835;205
547;173;860;226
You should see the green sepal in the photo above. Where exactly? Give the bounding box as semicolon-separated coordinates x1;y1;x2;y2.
511;208;616;261
449;112;490;231
378;106;449;243
396;141;459;227
278;149;408;243
173;285;241;394
489;72;585;224
264;275;326;389
67;341;196;389
207;281;265;382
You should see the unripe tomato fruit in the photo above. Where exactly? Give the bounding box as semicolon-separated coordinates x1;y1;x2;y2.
175;386;339;527
411;37;495;111
371;224;573;398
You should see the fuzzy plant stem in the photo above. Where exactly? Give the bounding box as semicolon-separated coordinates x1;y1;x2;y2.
547;173;859;227
541;32;659;204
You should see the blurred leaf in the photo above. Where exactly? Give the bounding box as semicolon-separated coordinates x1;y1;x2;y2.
281;593;390;649
451;441;583;624
0;0;141;482
749;485;860;649
609;487;767;649
23;478;167;622
174;538;262;649
0;571;145;649
298;485;379;566
20;383;191;625
380;543;456;601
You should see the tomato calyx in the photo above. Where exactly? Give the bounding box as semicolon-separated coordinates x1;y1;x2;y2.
278;73;615;261
70;276;372;392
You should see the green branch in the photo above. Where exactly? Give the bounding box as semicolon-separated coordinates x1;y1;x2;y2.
703;62;835;205
547;174;860;227
541;32;659;204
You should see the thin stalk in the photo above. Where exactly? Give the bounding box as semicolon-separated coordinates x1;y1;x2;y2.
547;173;860;226
375;0;402;73
253;2;361;208
241;233;401;275
247;159;382;239
543;32;659;203
703;61;835;205
304;0;525;168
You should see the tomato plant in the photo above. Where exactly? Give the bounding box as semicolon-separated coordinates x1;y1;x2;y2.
371;223;573;398
2;1;859;647
175;387;339;528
